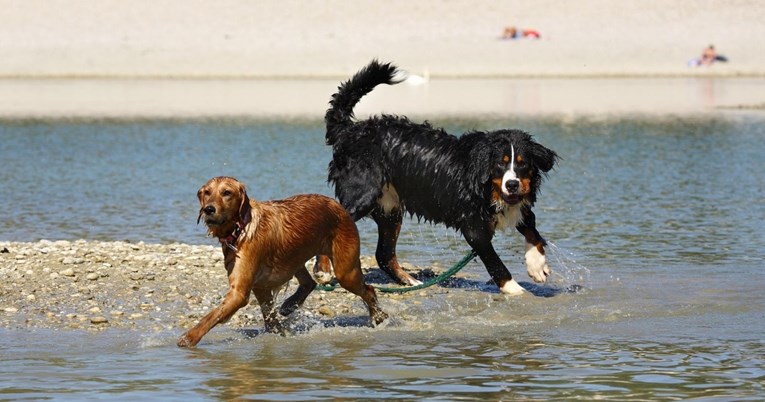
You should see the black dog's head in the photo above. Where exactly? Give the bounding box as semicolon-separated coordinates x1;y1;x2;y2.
468;129;558;208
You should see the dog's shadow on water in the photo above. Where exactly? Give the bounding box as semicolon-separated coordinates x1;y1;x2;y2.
236;315;380;340
366;268;583;298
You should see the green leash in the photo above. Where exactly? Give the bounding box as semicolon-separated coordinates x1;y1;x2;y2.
316;250;478;294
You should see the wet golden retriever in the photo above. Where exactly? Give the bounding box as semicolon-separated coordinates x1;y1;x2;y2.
177;176;387;347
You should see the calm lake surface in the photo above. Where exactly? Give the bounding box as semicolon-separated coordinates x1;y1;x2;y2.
1;113;764;400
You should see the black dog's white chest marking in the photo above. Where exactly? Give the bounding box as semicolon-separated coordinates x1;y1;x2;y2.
494;203;523;231
378;183;401;213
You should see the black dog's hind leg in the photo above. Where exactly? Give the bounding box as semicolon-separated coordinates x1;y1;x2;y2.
371;208;422;286
462;224;526;295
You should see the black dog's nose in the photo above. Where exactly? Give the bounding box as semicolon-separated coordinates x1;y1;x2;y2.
203;205;216;215
505;180;519;193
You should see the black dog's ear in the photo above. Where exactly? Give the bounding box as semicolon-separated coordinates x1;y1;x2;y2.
467;141;493;196
529;141;559;173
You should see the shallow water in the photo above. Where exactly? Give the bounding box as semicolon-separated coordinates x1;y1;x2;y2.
2;114;765;400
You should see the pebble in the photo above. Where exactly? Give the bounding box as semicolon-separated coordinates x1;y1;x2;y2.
90;316;108;324
317;305;335;317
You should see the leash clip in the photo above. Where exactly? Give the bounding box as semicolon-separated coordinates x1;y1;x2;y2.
222;223;243;252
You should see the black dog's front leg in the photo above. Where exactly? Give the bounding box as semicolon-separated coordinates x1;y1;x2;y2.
462;225;526;295
516;206;551;284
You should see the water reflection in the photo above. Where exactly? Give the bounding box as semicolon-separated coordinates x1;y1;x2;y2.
171;332;765;400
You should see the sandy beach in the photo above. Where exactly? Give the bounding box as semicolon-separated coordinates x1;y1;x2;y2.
1;0;765;118
3;0;765;79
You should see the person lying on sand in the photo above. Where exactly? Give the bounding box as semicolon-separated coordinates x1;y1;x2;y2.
501;26;540;40
688;44;728;67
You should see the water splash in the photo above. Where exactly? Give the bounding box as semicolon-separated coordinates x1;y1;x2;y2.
546;241;592;292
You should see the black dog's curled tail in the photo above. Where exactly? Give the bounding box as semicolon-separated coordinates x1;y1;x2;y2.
325;60;403;145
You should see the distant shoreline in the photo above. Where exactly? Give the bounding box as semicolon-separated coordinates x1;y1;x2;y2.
2;70;764;80
2;76;764;120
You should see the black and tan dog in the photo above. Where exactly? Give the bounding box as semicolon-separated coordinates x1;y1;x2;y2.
177;176;387;347
315;60;559;296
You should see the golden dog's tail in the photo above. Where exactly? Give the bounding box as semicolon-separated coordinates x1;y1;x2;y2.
325;60;403;145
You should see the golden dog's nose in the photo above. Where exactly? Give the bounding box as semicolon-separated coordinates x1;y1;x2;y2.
203;205;216;215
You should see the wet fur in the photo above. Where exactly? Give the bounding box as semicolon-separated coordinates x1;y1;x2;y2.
319;60;559;293
178;176;387;347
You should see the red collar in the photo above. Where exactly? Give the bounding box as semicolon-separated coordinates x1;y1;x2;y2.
219;212;251;252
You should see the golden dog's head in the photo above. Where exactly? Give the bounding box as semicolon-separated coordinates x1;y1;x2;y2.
197;176;251;238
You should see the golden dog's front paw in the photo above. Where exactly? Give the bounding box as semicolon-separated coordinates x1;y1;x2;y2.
177;333;198;348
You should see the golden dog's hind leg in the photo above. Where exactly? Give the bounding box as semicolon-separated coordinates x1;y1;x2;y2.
337;270;388;326
279;266;317;316
361;284;388;326
252;287;285;335
331;240;388;326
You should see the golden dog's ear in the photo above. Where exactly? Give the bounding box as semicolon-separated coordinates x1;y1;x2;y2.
238;182;251;220
196;186;206;224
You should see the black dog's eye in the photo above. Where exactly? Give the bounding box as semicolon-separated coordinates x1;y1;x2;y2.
516;160;527;168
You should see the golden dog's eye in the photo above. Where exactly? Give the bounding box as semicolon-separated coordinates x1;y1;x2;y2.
222;190;232;196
